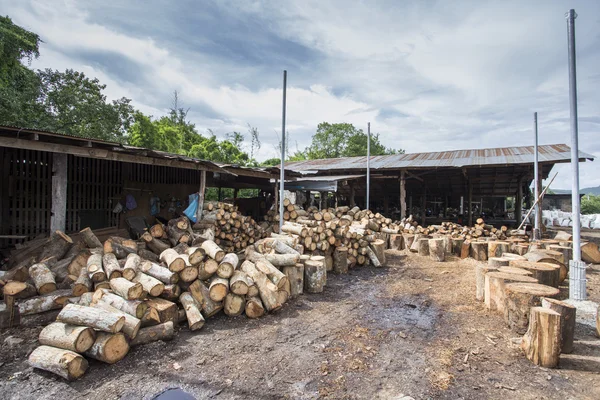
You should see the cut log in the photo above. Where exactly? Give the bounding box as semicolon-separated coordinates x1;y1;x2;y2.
402;234;415;250
333;247;348;274
245;296;265;319
160;248;186;273
389;234;404;251
370;240;386;265
104;237;138;259
39;322;96;353
180;263;199;283
224;293;245;316
72;267;93;296
186;246;206;265
281;223;308;237
102;253;122;280
130;321;174;346
145;298;178;325
240;261;281;312
29;263;57;295
230;270;250;295
475;265;498;301
122;253;141;281
553;231;573;241
498;267;533;276
521;307;561;368
428;238;445;262
201;240;225;262
93;290;148;318
304;259;326;293
502;253;527;261
271;240;300;255
209;277;229;302
85;332;129;364
488;241;510;259
460;240;471;259
138;248;159;263
417;238;430;257
484;272;538;312
581;242;600;264
508;260;560;288
57;304;125;333
283;264;304;298
140;306;161;327
80;227;102;248
140;261;179;284
217;253;239;279
110;277;144;300
28;345;88;381
188;280;223;317
541;297;576;354
38;231;73;262
470;242;488;261
264;253;300;267
160;284;181;301
87;253;106;283
451;237;465;256
149;223;165;238
67;251;90;278
141;232;171;255
132;272;164;297
524;251;567;283
179;292;205;331
92;301;141;339
488;257;509;268
17;290;71;315
503;282;560;334
255;259;288;289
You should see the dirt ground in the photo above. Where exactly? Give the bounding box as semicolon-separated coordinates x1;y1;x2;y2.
1;252;599;400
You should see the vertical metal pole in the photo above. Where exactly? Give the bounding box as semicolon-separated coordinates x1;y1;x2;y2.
279;70;287;232
366;122;371;210
566;9;585;300
533;112;540;240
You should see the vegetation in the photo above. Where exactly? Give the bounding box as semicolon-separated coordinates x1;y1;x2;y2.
581;194;600;215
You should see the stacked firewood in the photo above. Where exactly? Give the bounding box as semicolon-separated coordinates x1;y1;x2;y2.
396;216;509;241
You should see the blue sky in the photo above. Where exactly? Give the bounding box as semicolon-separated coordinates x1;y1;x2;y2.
3;0;600;189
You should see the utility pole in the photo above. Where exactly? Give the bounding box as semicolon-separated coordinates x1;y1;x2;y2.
279;70;287;232
366;122;371;210
566;9;585;301
533;112;540;241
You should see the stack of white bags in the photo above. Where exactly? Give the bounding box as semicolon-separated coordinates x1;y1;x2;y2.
542;210;600;229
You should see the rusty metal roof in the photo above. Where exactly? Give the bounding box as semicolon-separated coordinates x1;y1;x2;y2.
285;144;595;173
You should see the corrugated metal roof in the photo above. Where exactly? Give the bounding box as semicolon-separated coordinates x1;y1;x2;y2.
285;144;595;173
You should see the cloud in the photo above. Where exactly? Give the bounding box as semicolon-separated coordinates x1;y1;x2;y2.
2;0;599;190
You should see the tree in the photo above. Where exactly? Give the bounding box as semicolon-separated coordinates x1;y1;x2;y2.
344;131;398;157
261;158;281;167
581;195;600;215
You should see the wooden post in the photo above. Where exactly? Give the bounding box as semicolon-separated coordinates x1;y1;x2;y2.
319;191;324;211
50;153;68;232
468;179;473;226
515;177;523;224
400;170;406;219
421;186;427;226
305;190;311;209
196;170;206;222
536;166;543;235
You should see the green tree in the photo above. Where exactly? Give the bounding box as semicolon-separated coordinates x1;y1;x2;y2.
581;195;600;215
344;131;398;156
261;157;281;166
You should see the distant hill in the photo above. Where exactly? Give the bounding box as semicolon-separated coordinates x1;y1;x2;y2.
551;186;600;195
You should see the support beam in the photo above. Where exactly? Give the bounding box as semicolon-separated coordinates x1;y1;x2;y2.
400;171;406;219
50;153;67;232
515;177;523;225
536;165;543;238
196;170;206;222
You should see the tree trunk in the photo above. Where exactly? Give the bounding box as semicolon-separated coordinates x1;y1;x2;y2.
230;270;250;295
102;253;122;280
508;260;560;288
140;261;179;284
255;259;288;289
109;277;144;300
209;277;229;302
240;261;281;312
133;272;164;297
498;266;533;276
29;263;57;295
389;234;404;251
85;332;129;364
80;227;102;248
451;238;465;257
217;253;239;279
245;296;265;319
57;304;125;333
283;265;304;298
38;231;73;262
541;297;576;354
138;248;159;263
28;345;88;381
180;263;199;283
93;290;148;319
149;224;165;238
130;321;174;346
503;282;560;334
475;265;497;301
521;307;561;368
141;232;171;255
484;272;538;312
224;293;245;316
263;253;300;267
581;242;600;264
67;251;91;278
428;238;445;262
201;240;225;262
38;322;96;353
122;253;141;281
87;253;106;282
272;240;300;255
179;292;205;331
92;301;141;339
470;242;488;261
188;280;223;317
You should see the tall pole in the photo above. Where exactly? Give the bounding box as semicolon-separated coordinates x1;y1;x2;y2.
533;112;540;240
366;122;371;210
279;70;287;232
566;9;585;300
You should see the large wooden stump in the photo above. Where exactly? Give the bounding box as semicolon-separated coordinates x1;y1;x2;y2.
370;240;386;266
521;307;562;368
503;283;560;334
417;238;429;257
389;234;404;251
460;240;471;259
402;234;415;250
470;242;488;261
57;304;125;333
508;260;560;288
428;238;445;262
475;265;497;301
28;345;88;381
85;332;129;364
541;298;576;354
484;272;538;312
409;234;421;253
488;241;510;259
304;259;326;293
498;267;533;276
451;238;465;256
38;322;96;353
333;247;348;274
283;264;304;298
524;251;567;283
488;257;509;268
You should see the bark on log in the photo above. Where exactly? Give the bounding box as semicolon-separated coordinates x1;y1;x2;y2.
272;240;300;255
140;306;161;327
29;262;57;295
38;231;73;262
188;280;223;317
451;238;465;256
264;253;300;267
186;246;206;265
93;290;147;319
141;232;171;255
57;304;125;333
281;223;308;237
122;253;141;281
201;240;225;262
417;238;429;257
179;292;205;331
370;240;386;266
180;262;199;283
17;290;71;315
149;224;165;238
428;238;445;262
488;241;510;259
130;321;174;346
524;251;567;283
402;234;415;250
110;277;144;300
160;249;186;273
503;282;560;334
484;272;538;312
140;261;179;284
541;297;576;354
470;242;488;261
138;248;160;263
389;234;404;251
160;284;181;301
85;332;129;364
145;298;178;325
39;322;96;353
28;345;88;381
240;261;281;312
132;272;164;297
283;265;304;298
255;259;288;289
102;253;122;280
460;240;471;259
333;247;348;274
217;253;239;279
224;293;245;316
72;267;92;296
87;253;106;283
304;259;326;293
209;277;229;302
475;265;498;301
104;237;138;259
230;270;250;295
80;227;102;248
245;296;265;319
521;307;561;368
92;301;141;339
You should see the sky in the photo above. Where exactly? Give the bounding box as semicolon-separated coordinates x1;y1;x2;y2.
3;0;600;190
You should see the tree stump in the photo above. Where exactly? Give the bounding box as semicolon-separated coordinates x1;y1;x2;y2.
488;241;510;259
409;234;421;253
488;257;509;268
304;259;326;293
370;240;386;266
428;238;445;262
521;307;562;368
417;238;429;257
470;242;488;261
498;266;532;276
484;272;538;311
402;234;415;250
508;260;560;288
460;240;471;259
451;237;465;256
333;247;348;274
503;282;560;334
475;265;497;301
389;234;404;251
541;298;576;354
524;251;567;283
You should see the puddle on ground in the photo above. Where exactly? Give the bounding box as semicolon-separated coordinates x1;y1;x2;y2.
153;388;196;400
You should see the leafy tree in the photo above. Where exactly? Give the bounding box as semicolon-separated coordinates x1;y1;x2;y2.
581;195;600;215
344;131;398;157
261;157;281;166
248;124;261;161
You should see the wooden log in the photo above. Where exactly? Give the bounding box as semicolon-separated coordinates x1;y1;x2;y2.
389;234;404;251
508;260;560;288
470;242;488;261
240;260;281;312
230;270;250;295
67;251;91;278
428;238;445;262
94;281;111;291
521;307;561;368
581;242;600;264
102;253;122;280
460;240;471;259
541;297;576;354
57;304;125;333
217;253;239;279
524;251;567;283
132;272;164;297
488;257;509;268
17;290;71;315
145;298;178;325
498;267;533;276
255;259;289;289
39;322;96;353
141;232;171;255
451;237;465;256
224;293;245;316
80;227;102;248
201;240;225;262
209;277;229;302
402;234;415;250
138;248;159;263
93;290;148;319
140;305;161;327
488;241;510;259
304;259;326;293
86;253;106;283
159;249;185;273
72;267;93;296
38;231;73;262
188;280;223;317
416;238;429;257
245;296;265;319
180;263;199;283
186;246;206;265
370;240;386;265
103;237;138;259
85;332;129;364
283;264;304;298
122;253;141;281
149;223;165;238
28;345;88;381
263;253;299;267
160;284;181;301
110;277;144;300
475;265;498;301
502;253;527;261
29;263;57;295
92;301;141;339
179;292;205;331
503;283;560;334
484;272;538;312
333;247;348;274
130;321;174;346
140;261;179;284
272;240;300;255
